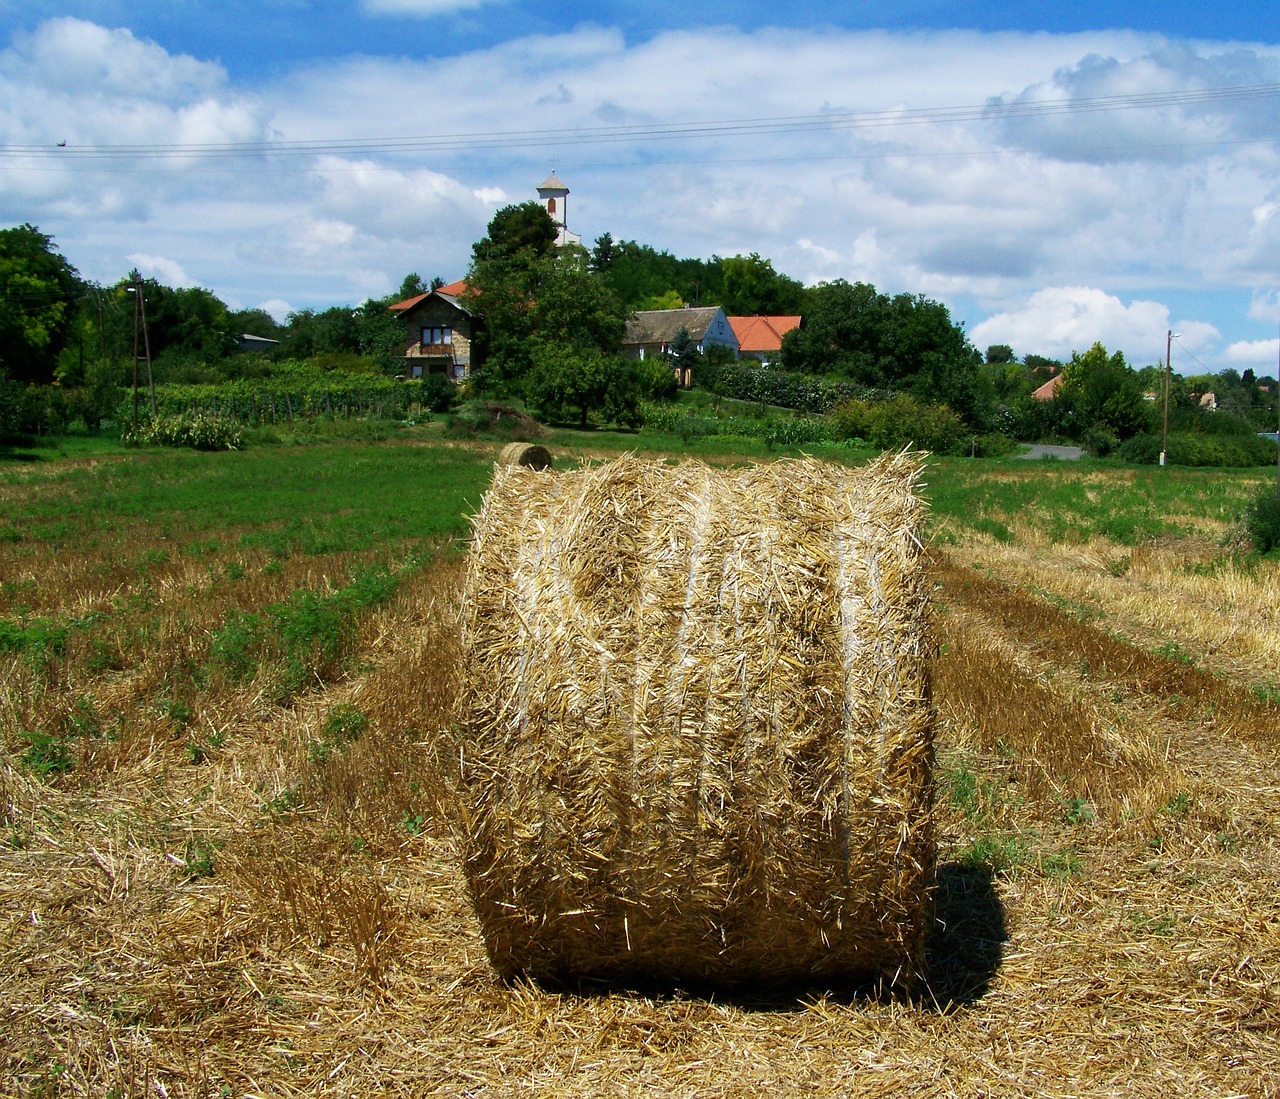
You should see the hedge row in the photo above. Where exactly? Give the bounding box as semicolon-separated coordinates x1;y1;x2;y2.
695;361;888;413
116;375;426;427
1117;431;1278;467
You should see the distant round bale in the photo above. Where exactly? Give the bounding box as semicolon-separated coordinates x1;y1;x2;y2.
458;452;935;990
498;441;553;471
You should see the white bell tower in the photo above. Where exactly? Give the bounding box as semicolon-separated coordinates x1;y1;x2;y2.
537;171;581;249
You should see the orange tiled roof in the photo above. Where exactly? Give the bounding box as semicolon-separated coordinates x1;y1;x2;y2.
389;279;472;312
728;315;802;354
1031;373;1064;401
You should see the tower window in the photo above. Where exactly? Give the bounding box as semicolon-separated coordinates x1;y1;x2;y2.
547;197;557;215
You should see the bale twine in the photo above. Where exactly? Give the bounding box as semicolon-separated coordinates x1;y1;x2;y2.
498;441;553;471
458;452;934;989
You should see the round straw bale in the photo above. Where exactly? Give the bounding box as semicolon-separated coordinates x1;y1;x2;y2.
498;441;553;470
458;452;934;990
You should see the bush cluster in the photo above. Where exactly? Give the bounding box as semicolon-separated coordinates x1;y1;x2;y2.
695;360;886;414
1116;432;1277;468
829;394;968;455
638;402;832;446
124;411;244;451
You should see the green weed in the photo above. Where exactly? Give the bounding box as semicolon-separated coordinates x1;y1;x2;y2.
20;730;73;778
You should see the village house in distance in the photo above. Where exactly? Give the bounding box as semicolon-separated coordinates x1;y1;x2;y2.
390;174;803;385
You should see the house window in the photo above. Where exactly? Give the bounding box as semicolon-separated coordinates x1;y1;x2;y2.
420;325;452;349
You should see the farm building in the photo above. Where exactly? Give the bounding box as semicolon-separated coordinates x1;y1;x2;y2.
622;306;739;386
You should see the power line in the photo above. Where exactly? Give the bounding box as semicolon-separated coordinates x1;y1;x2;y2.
4;82;1277;162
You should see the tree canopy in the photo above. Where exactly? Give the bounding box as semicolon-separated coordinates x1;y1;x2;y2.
779;279;985;422
0;224;82;385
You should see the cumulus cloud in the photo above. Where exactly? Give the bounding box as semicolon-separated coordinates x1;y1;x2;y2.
1222;338;1280;369
970;287;1174;363
988;44;1280;164
1249;289;1280;323
128;253;195;286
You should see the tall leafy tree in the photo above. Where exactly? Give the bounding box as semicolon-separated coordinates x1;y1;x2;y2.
718;252;805;315
1058;342;1147;440
0;224;82;385
779;278;985;423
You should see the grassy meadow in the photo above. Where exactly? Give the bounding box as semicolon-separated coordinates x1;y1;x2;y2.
1;436;1279;1097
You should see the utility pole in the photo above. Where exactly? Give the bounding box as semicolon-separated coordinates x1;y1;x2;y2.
130;282;140;431
127;273;157;419
1161;329;1172;468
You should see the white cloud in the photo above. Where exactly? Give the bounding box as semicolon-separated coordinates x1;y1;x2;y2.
127;253;195;286
1249;289;1280;324
970;287;1174;363
258;299;294;323
1221;338;1280;369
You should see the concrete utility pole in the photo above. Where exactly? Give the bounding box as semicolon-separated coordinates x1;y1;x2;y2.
127;274;156;418
1161;329;1173;468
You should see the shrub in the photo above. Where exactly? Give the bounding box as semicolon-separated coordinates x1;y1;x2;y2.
1117;431;1277;467
1241;485;1280;553
419;373;455;413
124;411;244;451
830;394;966;455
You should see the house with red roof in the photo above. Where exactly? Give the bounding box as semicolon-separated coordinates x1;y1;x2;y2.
728;315;802;366
388;280;476;381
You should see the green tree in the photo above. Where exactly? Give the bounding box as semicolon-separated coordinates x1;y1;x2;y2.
278;305;361;361
638;289;685;311
472;201;558;265
1058;342;1148;440
597;240;723;310
0;224;82;385
524;342;640;428
718;252;805;315
779;279;985;423
590;232;616;274
466;217;628;397
986;344;1015;364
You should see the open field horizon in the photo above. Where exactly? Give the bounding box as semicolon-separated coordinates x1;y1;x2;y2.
2;437;1278;1097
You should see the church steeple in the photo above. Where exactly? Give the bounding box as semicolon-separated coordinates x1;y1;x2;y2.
536;171;580;249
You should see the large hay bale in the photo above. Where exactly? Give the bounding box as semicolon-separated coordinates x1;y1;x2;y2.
498;441;553;470
458;453;934;989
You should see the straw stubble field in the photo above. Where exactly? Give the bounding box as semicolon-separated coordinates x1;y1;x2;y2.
1;443;1278;1097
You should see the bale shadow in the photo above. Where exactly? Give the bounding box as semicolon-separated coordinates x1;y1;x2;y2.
522;860;1007;1014
921;860;1008;1010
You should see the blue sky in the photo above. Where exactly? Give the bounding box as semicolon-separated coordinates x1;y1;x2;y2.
2;1;1278;374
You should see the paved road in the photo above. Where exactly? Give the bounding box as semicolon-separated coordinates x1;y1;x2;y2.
1016;444;1085;460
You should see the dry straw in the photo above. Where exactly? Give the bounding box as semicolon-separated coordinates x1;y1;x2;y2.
458;453;934;989
498;441;554;471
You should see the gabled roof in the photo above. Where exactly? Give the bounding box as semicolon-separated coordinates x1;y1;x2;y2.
1031;373;1064;401
624;306;727;345
728;315;801;354
389;279;473;314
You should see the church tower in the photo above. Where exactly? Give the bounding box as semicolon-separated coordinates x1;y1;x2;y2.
537;171;581;249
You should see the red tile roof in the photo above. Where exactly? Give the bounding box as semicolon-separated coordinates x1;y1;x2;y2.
389;279;472;312
1031;373;1064;401
728;315;802;354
